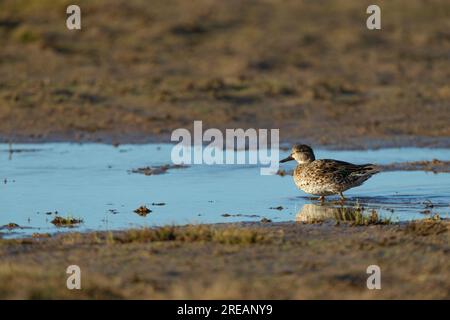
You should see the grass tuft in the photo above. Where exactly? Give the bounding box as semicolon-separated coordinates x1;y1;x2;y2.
112;225;276;245
404;215;448;236
343;206;392;226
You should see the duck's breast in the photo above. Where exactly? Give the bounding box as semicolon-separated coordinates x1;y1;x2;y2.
293;162;340;195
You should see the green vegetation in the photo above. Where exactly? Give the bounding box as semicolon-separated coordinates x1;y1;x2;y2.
348;209;392;226
331;202;393;226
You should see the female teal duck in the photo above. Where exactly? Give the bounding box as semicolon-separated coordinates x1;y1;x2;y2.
280;144;379;201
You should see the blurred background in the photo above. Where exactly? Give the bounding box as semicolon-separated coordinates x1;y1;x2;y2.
0;0;449;147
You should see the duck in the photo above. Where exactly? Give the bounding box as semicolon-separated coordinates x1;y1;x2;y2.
280;144;379;201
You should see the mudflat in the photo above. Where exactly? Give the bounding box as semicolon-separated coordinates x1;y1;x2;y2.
0;0;449;148
0;219;448;299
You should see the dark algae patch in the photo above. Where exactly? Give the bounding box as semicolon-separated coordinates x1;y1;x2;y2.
0;223;21;230
130;164;188;176
221;213;260;218
50;216;83;227
134;206;152;216
269;206;284;210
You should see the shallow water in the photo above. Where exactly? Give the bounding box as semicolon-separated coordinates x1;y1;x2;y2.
1;143;449;238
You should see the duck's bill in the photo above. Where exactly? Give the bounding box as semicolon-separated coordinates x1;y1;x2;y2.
279;155;294;163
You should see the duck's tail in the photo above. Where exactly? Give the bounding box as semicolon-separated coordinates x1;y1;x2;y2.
344;164;380;189
348;164;380;180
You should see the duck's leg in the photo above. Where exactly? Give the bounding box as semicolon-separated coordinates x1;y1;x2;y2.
339;192;346;201
318;196;325;203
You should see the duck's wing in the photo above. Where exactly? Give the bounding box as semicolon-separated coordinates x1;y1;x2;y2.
312;159;380;183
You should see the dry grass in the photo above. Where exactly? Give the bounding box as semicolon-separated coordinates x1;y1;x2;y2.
404;215;448;236
99;225;278;245
0;220;448;299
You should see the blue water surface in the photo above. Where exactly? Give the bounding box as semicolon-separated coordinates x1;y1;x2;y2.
1;143;449;237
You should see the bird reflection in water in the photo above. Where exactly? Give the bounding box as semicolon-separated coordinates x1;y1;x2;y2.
295;203;366;224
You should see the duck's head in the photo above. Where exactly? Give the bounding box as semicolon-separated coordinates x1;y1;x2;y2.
280;144;315;164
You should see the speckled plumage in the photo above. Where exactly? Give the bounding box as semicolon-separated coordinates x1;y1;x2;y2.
280;144;379;200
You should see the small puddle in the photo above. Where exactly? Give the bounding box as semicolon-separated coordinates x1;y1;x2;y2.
1;143;449;238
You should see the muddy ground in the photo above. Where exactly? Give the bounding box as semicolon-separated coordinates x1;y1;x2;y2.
0;0;449;148
0;219;448;299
